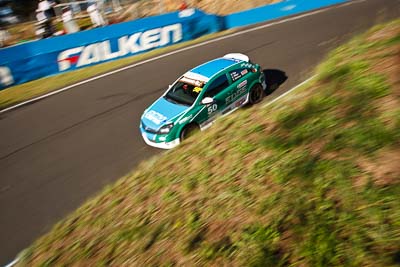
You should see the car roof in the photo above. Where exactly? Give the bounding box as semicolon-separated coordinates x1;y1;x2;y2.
185;58;240;82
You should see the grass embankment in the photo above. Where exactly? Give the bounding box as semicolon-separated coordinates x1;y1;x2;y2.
0;30;232;111
19;20;400;266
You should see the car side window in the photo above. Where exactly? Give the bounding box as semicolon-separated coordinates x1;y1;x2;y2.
229;68;250;82
204;74;229;98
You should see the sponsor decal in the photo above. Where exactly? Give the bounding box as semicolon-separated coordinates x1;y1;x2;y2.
241;62;254;68
241;69;248;76
235;97;246;107
238;80;247;89
58;24;183;71
230;70;241;81
179;115;193;124
230;68;249;82
144;110;168;125
226;83;247;104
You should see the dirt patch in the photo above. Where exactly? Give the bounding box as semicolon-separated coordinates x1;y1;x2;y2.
307;139;328;156
370;47;400;93
366;23;400;43
357;148;400;187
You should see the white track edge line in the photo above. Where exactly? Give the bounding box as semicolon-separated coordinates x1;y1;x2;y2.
0;0;358;114
4;257;19;267
263;75;317;108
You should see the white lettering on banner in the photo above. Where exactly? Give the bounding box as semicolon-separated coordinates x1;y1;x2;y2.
77;44;100;67
160;24;182;45
57;47;84;71
141;28;161;50
0;66;14;87
101;40;120;60
57;24;183;71
118;32;141;56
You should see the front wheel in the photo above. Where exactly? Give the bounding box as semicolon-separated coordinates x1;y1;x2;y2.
180;123;199;141
249;83;264;105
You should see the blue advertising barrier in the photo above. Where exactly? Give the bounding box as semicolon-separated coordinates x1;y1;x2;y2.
225;0;348;29
0;0;348;90
0;9;223;89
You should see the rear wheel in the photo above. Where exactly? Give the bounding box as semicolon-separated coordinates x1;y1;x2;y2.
180;123;199;141
249;83;264;104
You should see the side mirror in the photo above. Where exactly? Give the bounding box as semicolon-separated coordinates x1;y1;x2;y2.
201;97;214;105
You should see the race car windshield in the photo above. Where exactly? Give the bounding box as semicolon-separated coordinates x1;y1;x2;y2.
164;78;204;106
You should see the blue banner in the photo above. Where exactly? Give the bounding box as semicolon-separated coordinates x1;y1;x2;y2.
225;0;348;29
0;0;348;90
0;9;223;89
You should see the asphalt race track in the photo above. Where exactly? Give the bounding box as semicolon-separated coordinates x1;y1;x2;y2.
0;0;399;264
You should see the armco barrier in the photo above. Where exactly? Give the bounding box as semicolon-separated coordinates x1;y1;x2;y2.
225;0;347;28
0;9;223;90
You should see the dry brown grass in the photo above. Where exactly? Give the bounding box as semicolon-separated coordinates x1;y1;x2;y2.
122;0;280;21
17;19;400;267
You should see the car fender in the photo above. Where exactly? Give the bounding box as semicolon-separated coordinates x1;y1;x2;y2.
247;79;263;94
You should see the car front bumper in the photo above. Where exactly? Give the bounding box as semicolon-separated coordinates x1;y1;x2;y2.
140;123;180;150
141;132;180;149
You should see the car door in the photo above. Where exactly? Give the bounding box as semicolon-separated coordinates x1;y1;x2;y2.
226;67;251;108
192;73;232;129
203;73;233;117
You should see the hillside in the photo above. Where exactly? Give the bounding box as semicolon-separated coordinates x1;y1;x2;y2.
17;20;399;266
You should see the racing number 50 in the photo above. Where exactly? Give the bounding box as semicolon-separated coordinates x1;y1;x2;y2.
0;67;14;87
207;103;218;115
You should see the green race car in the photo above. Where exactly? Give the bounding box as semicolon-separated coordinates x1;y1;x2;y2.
140;53;266;149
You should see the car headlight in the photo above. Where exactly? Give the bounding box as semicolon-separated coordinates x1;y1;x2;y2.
158;123;174;134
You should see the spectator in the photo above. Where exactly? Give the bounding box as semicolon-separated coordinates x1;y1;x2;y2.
112;0;122;12
38;0;56;19
0;27;10;47
35;8;54;38
87;3;106;27
35;8;46;23
62;6;79;34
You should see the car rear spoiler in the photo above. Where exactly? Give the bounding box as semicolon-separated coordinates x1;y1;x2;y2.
223;53;250;62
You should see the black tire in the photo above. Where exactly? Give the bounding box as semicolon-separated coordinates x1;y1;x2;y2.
249;83;264;104
180;123;199;141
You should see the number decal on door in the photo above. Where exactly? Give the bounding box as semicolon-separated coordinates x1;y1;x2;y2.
207;104;218;115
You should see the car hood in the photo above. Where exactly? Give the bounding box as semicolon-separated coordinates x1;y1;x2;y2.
141;97;188;130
